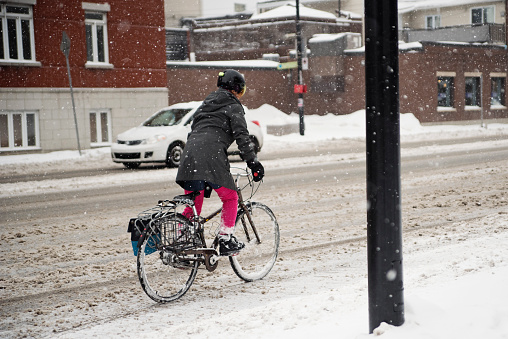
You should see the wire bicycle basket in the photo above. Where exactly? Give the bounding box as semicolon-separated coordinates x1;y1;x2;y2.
154;211;199;253
129;204;200;256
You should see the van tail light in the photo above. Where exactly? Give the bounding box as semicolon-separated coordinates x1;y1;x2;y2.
251;120;260;127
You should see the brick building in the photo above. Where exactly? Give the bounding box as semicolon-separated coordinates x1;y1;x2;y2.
340;42;508;123
166;40;508;124
185;4;362;61
166;3;507;124
0;0;168;153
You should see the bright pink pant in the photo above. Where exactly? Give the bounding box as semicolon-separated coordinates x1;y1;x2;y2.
182;187;238;234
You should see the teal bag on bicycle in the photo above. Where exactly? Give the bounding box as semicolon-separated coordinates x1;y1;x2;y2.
127;218;158;256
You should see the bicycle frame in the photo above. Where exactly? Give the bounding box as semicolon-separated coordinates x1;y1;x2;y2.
178;172;263;269
197;173;262;243
136;170;263;272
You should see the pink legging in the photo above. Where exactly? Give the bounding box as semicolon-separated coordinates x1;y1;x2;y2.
182;187;238;234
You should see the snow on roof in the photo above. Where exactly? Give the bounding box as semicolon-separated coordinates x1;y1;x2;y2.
345;41;423;53
398;0;502;14
308;33;358;43
338;10;362;20
166;59;281;69
250;3;337;21
400;41;424;50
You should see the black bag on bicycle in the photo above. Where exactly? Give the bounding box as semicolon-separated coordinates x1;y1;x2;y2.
127;218;158;256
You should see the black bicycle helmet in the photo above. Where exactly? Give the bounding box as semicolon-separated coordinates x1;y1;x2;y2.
217;69;246;95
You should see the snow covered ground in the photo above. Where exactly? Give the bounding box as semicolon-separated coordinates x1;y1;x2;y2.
1;106;508;338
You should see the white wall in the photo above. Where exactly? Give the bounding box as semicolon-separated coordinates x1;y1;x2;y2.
165;0;202;27
1;88;168;152
201;0;258;17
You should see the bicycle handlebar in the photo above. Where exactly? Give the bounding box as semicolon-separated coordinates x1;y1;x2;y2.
230;167;261;201
232;172;250;178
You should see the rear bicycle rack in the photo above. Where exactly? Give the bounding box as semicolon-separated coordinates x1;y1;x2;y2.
129;202;198;255
130;196;221;271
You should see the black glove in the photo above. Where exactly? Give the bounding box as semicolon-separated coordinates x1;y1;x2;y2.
247;160;264;182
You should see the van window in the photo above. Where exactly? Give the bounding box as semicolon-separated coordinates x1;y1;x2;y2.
143;109;191;126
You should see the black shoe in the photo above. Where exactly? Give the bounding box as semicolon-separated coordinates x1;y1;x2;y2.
219;234;245;256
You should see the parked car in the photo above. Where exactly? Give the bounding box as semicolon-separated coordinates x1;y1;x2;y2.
111;101;263;169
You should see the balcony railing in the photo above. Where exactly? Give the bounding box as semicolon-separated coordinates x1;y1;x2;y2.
399;23;506;44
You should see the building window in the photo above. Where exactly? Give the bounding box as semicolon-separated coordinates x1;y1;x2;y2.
465;77;481;107
235;3;247;12
85;12;109;64
82;2;112;68
491;77;506;107
471;6;494;25
89;110;111;145
437;77;454;108
425;15;440;29
0;3;36;63
0;111;39;151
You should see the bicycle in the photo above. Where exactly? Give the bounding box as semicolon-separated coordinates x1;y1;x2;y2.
131;168;280;303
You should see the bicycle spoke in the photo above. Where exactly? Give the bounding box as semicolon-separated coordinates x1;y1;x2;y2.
230;202;280;282
137;214;199;303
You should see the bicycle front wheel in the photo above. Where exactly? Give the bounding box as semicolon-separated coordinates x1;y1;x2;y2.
137;214;199;303
230;202;280;282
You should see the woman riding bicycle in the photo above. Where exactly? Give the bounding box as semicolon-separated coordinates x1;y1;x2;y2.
175;69;264;256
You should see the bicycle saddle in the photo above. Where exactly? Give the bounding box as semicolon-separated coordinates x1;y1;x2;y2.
172;191;201;205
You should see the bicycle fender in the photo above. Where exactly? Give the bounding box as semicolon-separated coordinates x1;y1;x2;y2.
236;202;254;221
137;229;148;249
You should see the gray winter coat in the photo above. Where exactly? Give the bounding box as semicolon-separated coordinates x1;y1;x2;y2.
176;88;257;191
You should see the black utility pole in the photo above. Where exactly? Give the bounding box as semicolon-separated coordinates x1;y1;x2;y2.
364;0;404;333
295;0;305;135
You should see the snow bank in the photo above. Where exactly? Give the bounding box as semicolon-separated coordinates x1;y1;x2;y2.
376;266;508;338
1;103;507;167
52;213;508;339
0;147;111;166
248;104;298;126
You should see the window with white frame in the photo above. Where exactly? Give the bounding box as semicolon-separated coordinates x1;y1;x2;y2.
437;76;454;108
471;6;494;24
425;15;440;29
465;77;481;107
234;3;247;12
85;12;108;64
83;2;111;67
0;3;36;63
0;111;39;151
491;77;506;107
89;110;111;145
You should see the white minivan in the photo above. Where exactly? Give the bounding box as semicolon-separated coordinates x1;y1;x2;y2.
111;101;263;169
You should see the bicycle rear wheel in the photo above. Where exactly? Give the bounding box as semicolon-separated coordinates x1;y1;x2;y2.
230;202;280;282
137;214;199;303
